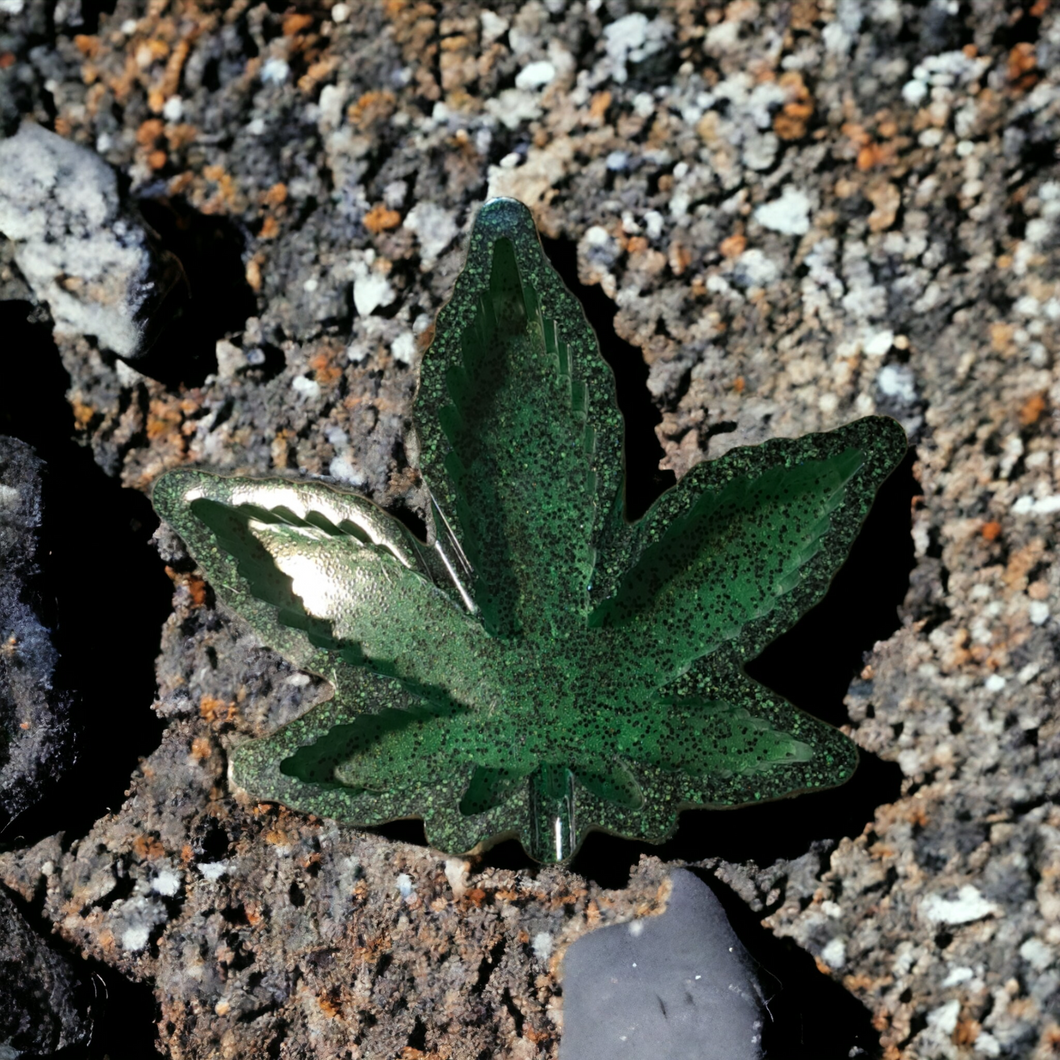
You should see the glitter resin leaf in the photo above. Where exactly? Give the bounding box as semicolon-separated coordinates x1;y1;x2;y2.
153;198;907;863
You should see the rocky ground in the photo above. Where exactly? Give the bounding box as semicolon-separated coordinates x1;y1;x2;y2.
0;1;1058;1058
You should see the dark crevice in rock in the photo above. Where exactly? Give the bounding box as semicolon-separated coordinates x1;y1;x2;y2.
475;836;536;872
78;0;119;35
406;1015;428;1051
500;987;525;1037
471;936;506;995
367;816;429;851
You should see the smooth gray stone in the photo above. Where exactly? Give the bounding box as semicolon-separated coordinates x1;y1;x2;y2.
560;869;765;1060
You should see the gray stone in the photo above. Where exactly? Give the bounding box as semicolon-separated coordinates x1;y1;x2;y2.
0;1;1058;1057
559;870;763;1060
0;436;74;828
0;123;184;361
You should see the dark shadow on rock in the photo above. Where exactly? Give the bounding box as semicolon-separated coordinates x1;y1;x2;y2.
132;197;258;388
2;881;160;1060
541;234;677;521
570;451;916;887
744;446;917;722
690;868;883;1060
0;302;169;852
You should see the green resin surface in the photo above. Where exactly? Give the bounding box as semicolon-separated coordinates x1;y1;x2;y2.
153;197;907;863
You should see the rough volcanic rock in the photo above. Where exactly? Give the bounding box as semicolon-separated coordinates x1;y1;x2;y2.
0;1;1058;1058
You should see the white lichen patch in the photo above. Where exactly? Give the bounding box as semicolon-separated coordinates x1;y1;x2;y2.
926;998;961;1038
0;124;161;357
601;13;673;85
291;375;321;401
515;60;556;90
820;936;847;969
197;861;231;881
444;858;469;900
403;202;458;266
122;924;152;952
152;869;182;897
864;330;895;356
532;931;553;961
754;186;812;236
350;250;396;317
919;886;1002;925
1019;937;1054;972
391;331;417;365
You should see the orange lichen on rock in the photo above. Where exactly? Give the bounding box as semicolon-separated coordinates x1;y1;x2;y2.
668;239;692;276
146;396;185;441
70;397;98;431
439;20;479;93
133;834;166;860
866;180;901;232
199;697;234;724
990;322;1015;353
1003;538;1046;594
136;117;165;151
1019;391;1046;426
271;427;295;469
840;120;901;171
246;253;264;292
774;71;814;140
261;182;288;207
165;566;209;607
73;34;101;58
364;203;402;233
299;56;338;94
190;736;213;761
309;347;344;387
317;992;342;1019
149;37;191;112
720;232;747;258
282;12;314;36
348;89;397;130
201;164;240;212
857;140;895;171
1008;41;1038;92
588;90;612;125
385;0;439;101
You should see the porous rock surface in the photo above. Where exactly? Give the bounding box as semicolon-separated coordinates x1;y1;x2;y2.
0;1;1058;1058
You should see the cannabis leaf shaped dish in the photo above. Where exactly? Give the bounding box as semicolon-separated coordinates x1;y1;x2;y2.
153;198;906;863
